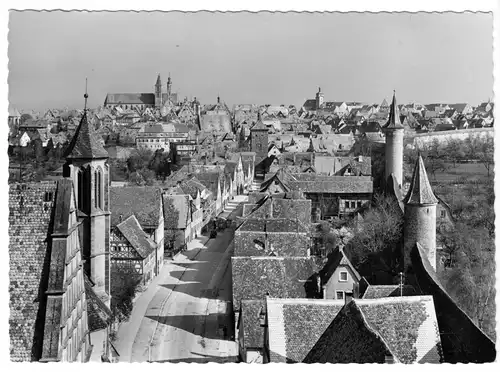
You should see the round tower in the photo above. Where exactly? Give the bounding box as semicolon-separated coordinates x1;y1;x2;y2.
403;155;438;272
383;91;404;189
315;87;324;110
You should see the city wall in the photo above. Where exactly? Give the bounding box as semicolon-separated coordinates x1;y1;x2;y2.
407;128;493;148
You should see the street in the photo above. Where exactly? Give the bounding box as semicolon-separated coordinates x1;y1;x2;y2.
113;195;247;363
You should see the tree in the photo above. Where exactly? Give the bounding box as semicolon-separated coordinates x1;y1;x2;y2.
344;193;404;280
445;139;467;167
110;265;142;323
476;137;494;177
438;227;496;339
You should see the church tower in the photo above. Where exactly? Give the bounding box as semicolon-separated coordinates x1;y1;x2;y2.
383;91;404;189
155;74;163;109
403;155;438;272
63;88;111;306
167;73;172;99
250;111;269;156
315;87;324;110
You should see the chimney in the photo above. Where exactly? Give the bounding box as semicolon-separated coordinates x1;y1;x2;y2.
119;214;123;223
344;291;353;305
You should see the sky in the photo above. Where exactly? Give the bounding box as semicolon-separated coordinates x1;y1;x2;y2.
8;11;494;111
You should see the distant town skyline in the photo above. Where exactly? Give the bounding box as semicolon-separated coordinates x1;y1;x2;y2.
8;11;493;111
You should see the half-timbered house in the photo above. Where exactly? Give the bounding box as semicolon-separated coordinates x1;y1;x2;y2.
110;215;157;285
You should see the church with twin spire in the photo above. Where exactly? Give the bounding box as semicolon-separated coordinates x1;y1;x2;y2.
104;73;178;110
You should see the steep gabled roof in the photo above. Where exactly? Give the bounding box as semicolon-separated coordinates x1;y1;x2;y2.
64;111;109;159
116;215;156;259
304;296;443;363
403;155;438;205
266;298;345;363
319;247;362;284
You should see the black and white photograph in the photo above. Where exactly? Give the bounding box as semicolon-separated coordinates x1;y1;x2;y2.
3;1;498;365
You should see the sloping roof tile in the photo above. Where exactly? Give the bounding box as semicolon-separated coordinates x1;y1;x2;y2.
64;111;109;159
231;257;319;311
9;181;57;361
110;186;163;227
362;285;417;299
116;215;156;259
403;156;438;205
266;298;345;363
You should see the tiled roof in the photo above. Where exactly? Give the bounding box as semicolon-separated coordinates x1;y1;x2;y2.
9;181;57;361
116;215;156;259
362;285;417;299
240;300;266;349
84;275;112;332
266;298;344;363
163;194;190;229
304;296;443;363
110;186;163;227
179;178;206;199
238;218;308;233
403;155;438;205
64;111;109;159
231;257;319;310
355;297;442;363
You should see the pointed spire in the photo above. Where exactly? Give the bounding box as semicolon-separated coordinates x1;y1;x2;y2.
383;90;403;129
64;83;108;159
156;73;162;86
403;155;438;205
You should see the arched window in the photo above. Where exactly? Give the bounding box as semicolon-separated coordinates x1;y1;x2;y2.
77;168;84;211
95;167;103;210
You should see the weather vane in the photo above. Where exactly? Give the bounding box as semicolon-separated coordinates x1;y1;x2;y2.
84;77;89;111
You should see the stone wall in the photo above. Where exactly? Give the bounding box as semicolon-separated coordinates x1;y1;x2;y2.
411;128;493;148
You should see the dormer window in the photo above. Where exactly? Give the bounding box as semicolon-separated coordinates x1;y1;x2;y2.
339;271;348;282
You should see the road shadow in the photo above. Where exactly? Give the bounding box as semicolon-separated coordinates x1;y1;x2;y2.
158;283;206;298
167;270;195;280
146;313;228;341
156;353;239;363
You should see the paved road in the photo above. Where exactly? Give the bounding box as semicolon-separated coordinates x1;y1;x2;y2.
114;195;246;363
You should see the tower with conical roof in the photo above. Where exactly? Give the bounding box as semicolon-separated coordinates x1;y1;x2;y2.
383;91;404;190
403;155;438;272
155;74;163;109
63;83;111;305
